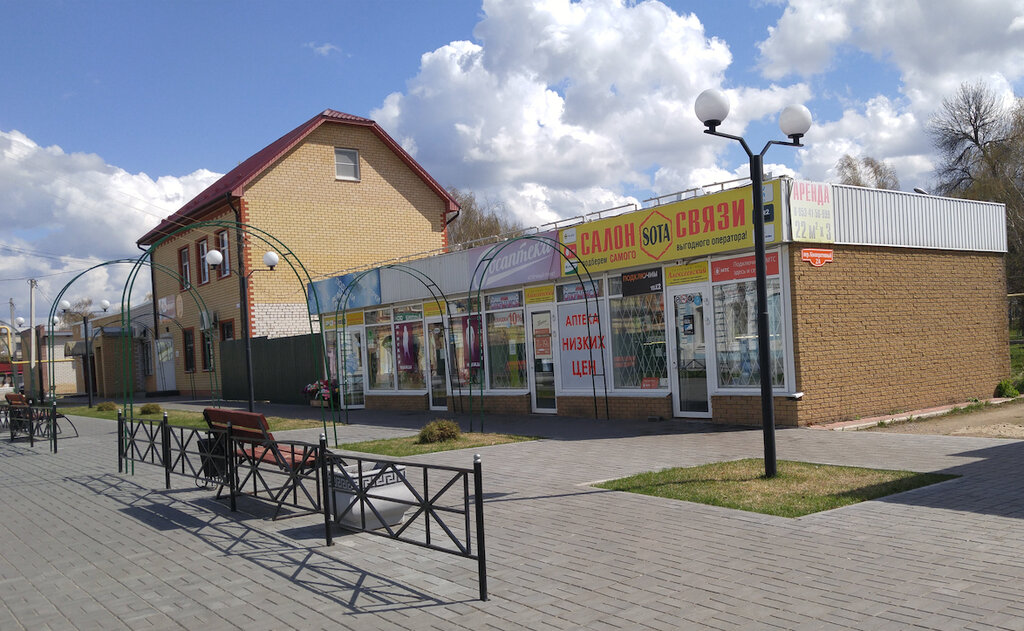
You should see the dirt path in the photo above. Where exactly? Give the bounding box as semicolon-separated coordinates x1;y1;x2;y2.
865;398;1024;437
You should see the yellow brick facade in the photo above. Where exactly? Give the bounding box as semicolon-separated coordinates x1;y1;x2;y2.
144;119;449;396
784;245;1008;425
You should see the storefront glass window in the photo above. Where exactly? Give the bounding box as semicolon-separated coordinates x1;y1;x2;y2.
395;320;426;390
712;279;785;388
609;293;667;389
486;310;526;389
366;324;394;390
449;315;483;388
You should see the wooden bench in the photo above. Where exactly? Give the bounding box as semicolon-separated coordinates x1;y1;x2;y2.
202;408;320;518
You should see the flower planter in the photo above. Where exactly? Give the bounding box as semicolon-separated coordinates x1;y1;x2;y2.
330;464;415;530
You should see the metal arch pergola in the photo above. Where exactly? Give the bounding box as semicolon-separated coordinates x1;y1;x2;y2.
332;263;460;430
123;221;334;437
45;259;220;410
467;233;609;432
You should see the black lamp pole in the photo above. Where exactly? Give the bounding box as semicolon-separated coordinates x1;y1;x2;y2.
696;89;811;479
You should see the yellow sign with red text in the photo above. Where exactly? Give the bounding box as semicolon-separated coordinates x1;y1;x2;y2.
559;180;782;276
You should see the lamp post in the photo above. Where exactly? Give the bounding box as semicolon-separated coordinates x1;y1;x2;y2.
60;298;110;408
695;88;812;478
206;248;278;412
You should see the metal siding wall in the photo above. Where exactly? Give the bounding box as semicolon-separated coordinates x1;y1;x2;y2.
219;333;324;404
379;250;474;304
832;185;1006;252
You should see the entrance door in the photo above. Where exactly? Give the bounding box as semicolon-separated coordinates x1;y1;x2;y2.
427;320;447;410
669;286;711;417
529;309;556;413
336;328;365;408
156;337;176;391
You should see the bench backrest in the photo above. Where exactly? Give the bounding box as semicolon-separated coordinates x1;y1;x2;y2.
5;393;28;406
202;408;275;444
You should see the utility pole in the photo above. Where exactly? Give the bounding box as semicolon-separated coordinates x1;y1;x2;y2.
28;279;36;401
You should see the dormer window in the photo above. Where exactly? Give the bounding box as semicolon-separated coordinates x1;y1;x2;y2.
335;148;360;181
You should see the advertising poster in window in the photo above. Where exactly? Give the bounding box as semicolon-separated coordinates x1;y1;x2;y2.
462;315;481;368
395;322;416;371
557;301;605;389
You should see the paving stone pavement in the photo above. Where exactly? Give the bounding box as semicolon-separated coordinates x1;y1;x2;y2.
3;401;1024;630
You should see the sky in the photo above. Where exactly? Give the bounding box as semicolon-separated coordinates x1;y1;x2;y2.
2;0;1024;327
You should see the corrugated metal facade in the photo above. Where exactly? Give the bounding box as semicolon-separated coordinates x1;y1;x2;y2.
823;184;1006;253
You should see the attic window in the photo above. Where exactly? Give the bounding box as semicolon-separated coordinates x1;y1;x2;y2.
335;148;360;181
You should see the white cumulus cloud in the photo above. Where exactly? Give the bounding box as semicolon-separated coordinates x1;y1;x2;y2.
0;130;220;323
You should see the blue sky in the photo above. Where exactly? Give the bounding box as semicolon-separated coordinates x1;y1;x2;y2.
2;0;1023;324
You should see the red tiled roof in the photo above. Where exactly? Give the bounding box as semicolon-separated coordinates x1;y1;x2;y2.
138;109;458;245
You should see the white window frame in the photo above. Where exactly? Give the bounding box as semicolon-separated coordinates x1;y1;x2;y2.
334;148;360;181
216;230;231;277
197;240;209;285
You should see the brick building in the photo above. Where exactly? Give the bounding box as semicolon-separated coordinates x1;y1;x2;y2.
137;110;459;396
311;178;1008;426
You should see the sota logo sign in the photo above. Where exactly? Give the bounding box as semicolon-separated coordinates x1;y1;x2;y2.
639;210;672;260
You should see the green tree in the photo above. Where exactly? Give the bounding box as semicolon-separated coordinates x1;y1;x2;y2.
446;188;523;248
928;81;1024;293
835;154;900;190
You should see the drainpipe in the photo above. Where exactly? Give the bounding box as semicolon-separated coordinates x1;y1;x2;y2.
140;242;161;396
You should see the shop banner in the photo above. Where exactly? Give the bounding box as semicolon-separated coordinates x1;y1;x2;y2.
559;180;782;276
711;251;780;282
665;261;709;286
423;300;446;317
789;180;835;243
557;301;605;390
471;230;562;289
307;269;381;314
621;268;664;296
524;285;555;304
321;314;339;331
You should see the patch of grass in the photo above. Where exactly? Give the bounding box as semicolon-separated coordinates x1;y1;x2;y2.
60;406;320;432
595;458;957;518
339;432;534;457
1011;344;1024;375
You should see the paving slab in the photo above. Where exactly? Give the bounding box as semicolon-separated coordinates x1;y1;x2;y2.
3;401;1024;628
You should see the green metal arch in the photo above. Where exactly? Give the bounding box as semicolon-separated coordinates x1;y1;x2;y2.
44;259;218;413
467;233;609;431
331;263;459;432
123;220;332;436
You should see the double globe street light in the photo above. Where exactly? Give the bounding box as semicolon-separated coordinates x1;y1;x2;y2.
59;298;110;408
204;248;279;412
694;88;812;478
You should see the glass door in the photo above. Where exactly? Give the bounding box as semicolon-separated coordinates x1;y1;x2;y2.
427;319;448;410
337;327;365;408
529;309;556;412
669;285;711;417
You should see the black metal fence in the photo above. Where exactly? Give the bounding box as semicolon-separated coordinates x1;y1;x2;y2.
2;402;77;452
119;412;487;600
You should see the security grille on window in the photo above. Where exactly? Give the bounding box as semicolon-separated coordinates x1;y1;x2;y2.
335;148;360;181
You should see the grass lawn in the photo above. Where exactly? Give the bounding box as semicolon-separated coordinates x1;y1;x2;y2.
339;432;534;457
595;458;957;518
60;406;322;432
